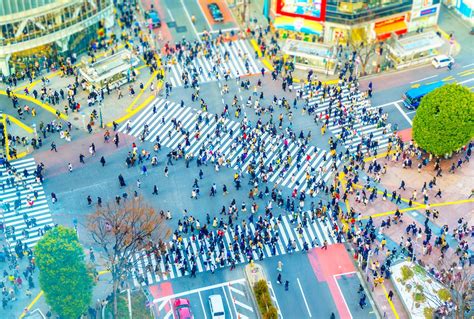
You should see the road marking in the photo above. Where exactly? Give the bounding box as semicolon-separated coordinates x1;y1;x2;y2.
234;299;254;312
442;75;455;81
229;285;245;297
222;286;235;319
333;276;353;319
459;77;474;85
153;278;246;303
409;75;437;84
394;102;413;125
19;291;44;319
360;198;474;219
375;100;403;108
198;291;208;319
458;68;474;75
382;283;400;319
333;271;357;278
297;278;312;318
198;27;240;35
180;0;199;38
462;63;474;68
166;8;175;21
405;110;416;114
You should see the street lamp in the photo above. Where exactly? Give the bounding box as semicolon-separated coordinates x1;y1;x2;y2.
99;102;103;129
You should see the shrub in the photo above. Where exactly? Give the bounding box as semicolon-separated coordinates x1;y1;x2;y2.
424;307;434;319
437;288;451;301
401;265;414;281
254;280;278;319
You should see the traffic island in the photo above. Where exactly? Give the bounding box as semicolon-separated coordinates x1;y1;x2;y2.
244;262;278;319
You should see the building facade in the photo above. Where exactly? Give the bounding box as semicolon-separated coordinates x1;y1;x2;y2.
0;0;114;76
444;0;474;23
270;0;441;43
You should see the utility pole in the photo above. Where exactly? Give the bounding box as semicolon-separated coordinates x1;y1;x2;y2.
242;0;247;23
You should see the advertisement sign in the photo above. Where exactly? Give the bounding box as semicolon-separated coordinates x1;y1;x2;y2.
420;7;437;16
276;0;327;22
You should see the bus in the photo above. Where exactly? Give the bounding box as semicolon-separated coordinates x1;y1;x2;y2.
402;81;444;110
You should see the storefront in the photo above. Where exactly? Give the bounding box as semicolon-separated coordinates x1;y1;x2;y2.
387;31;444;69
282;39;337;74
373;15;408;40
408;1;441;31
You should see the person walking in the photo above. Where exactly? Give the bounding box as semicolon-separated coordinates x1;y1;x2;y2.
50;142;57;152
152;185;158;195
277;273;282;284
79;154;85;164
284;280;289;291
68;163;73;172
100;156;106;166
277;261;283;272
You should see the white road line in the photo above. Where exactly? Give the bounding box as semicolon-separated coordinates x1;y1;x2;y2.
153;278;247;303
198;291;208;319
166;8;175;21
297;278;312;318
333;276;353;319
410;75;438;84
180;0;199;38
405;110;416;114
229;285;245;297
234;299;254;312
375;100;403;108
394;101;413;125
222;286;235;319
333;271;357;278
462;63;474;68
459;77;474;85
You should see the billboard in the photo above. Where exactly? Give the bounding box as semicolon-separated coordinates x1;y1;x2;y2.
276;0;327;22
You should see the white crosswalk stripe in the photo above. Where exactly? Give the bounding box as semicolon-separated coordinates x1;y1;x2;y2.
0;157;54;251
163;40;261;87
296;83;396;153
131;212;344;286
120;99;337;193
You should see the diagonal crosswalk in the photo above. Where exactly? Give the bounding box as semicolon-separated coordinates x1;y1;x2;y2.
164;40;261;87
297;83;395;153
0;157;54;250
119;99;338;193
130;212;344;287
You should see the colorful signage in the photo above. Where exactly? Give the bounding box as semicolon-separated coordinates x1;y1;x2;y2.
420;7;437;16
276;0;327;22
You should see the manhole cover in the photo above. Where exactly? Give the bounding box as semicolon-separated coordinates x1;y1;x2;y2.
176;26;187;33
167;21;177;28
74;117;79;120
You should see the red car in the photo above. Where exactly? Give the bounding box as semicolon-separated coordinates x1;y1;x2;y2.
173;298;194;319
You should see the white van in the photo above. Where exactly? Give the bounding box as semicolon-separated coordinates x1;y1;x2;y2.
208;295;225;319
432;55;454;69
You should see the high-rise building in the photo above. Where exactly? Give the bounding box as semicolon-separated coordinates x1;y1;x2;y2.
0;0;114;76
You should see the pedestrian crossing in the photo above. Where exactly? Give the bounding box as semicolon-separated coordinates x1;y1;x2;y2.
130;212;344;287
0;157;54;250
119;98;338;193
297;83;395;153
164;40;261;87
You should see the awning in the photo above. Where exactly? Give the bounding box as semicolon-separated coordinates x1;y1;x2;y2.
273;16;323;35
375;21;407;40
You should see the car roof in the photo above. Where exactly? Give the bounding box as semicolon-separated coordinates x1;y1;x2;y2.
406;81;444;99
177;307;192;318
174;298;190;307
209;295;224;311
434;55;449;60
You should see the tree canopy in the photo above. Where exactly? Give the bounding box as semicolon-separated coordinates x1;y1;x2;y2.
35;226;94;319
413;83;474;156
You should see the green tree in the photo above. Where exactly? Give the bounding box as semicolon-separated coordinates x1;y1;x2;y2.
413;83;474;156
35;226;94;319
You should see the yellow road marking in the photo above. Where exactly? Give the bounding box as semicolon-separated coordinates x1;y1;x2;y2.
13;71;61;93
0;91;68;120
363;150;397;162
460;71;474;77
5;115;34;133
250;39;262;57
410;83;421;88
108;95;155;126
352;183;423;206
457;68;474;75
126;71;158;112
381;283;400;319
359;198;474;219
19;290;44;319
442;75;454;81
